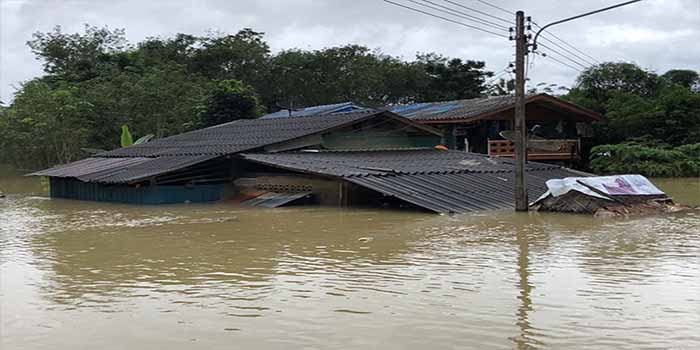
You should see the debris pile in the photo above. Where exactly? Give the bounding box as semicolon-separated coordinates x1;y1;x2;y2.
530;174;689;217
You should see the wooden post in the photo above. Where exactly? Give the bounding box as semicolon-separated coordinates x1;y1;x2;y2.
514;10;529;211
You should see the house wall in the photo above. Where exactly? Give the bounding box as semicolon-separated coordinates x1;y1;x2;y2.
237;174;346;206
49;177;230;204
322;132;440;149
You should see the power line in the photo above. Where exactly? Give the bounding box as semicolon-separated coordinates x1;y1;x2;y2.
485;65;512;85
537;42;589;69
485;71;508;86
531;21;600;64
441;0;512;24
474;0;513;16
537;34;597;66
534;51;581;72
384;0;510;38
410;0;509;31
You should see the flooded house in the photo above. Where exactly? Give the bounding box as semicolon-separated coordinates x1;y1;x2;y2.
389;93;603;163
30;108;587;213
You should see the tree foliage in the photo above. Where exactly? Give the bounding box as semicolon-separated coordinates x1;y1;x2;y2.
590;143;700;177
198;80;261;127
566;62;700;148
2;25;494;169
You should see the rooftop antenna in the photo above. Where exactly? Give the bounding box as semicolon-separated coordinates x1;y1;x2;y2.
276;100;302;117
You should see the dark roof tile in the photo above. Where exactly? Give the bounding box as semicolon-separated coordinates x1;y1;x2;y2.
99;110;379;158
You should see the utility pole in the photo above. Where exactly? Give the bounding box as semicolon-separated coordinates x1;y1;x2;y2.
513;10;528;211
511;0;643;212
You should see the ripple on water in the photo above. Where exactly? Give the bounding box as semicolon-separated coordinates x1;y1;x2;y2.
1;181;700;349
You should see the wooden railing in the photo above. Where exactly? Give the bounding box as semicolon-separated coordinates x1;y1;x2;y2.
487;139;580;161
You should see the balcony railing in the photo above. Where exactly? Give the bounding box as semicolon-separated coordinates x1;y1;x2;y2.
487;139;580;161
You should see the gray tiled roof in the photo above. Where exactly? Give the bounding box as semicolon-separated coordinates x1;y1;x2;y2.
99;110;379;158
29;110;392;184
240;149;587;213
29;155;218;184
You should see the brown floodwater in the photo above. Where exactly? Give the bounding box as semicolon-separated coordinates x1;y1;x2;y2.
1;170;699;349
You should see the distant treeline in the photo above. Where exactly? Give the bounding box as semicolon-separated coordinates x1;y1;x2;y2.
0;25;698;176
0;25;498;168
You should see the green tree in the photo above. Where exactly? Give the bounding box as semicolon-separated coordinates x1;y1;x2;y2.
416;53;491;101
4;80;93;167
4;25;494;169
661;69;699;90
567;62;660;113
197;80;262;127
27;24;128;82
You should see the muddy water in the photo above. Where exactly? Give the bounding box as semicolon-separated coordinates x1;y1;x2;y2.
1;172;699;349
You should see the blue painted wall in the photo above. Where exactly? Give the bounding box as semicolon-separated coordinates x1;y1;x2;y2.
49;178;225;204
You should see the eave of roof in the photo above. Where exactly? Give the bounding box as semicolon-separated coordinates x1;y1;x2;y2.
28;155;218;184
392;93;603;124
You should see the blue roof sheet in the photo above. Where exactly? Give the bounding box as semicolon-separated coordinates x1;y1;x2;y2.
260;102;370;119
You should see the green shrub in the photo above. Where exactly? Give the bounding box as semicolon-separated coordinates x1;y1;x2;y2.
590;143;700;177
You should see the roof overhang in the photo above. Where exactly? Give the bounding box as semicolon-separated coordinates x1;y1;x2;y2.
418;93;603;124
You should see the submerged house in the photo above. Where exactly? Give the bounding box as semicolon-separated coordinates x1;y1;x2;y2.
389;93;603;163
30;109;587;213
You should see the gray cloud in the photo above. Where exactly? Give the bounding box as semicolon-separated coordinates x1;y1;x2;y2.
1;0;698;103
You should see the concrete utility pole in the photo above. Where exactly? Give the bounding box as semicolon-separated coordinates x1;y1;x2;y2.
512;0;643;212
513;10;528;212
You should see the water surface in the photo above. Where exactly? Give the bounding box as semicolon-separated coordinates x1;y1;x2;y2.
1;172;699;349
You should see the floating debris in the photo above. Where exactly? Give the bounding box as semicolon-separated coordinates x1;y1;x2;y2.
531;174;692;217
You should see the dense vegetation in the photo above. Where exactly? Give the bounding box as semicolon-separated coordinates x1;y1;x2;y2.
1;25;698;177
590;143;700;177
565;62;700;177
0;25;493;168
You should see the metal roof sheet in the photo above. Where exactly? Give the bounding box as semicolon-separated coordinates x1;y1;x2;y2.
240;149;560;177
242;191;312;208
390;94;522;121
29;155;217;184
389;93;603;122
240;149;587;213
98;109;380;158
259;102;370;119
347;169;578;213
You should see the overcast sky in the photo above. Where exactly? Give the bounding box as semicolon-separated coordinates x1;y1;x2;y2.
1;0;698;103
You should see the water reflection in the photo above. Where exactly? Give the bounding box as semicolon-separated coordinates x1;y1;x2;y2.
21;200;425;312
513;221;538;349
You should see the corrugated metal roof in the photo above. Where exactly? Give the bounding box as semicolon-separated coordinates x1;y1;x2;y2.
240;149;560;177
347;169;578;213
242;191;312;208
259;102;370;119
240;149;587;213
98;109;380;158
390;94;522;121
29;155;217;184
390;93;603;122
